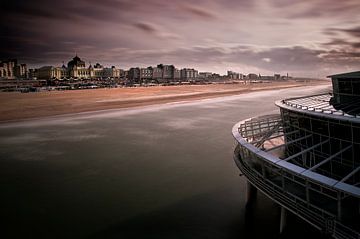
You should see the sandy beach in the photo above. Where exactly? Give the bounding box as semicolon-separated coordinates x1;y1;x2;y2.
0;80;329;122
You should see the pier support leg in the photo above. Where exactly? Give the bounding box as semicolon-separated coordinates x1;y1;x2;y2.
246;181;257;205
280;206;287;234
337;192;342;221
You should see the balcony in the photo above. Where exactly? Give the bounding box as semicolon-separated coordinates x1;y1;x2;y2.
232;115;359;238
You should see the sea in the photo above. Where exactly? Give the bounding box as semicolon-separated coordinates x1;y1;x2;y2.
0;84;331;238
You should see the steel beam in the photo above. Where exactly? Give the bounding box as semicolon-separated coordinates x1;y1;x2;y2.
308;145;352;171
283;139;329;162
265;134;312;152
340;166;360;183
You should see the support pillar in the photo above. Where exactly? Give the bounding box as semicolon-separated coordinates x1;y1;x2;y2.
246;181;257;205
337;192;342;221
280;206;287;234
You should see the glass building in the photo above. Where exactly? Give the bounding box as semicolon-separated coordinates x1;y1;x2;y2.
232;71;360;238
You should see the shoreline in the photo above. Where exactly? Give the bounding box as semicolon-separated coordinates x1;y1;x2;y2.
0;81;330;123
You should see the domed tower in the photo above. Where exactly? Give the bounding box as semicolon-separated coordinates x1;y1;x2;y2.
67;55;85;69
88;62;95;78
232;71;360;238
67;55;87;78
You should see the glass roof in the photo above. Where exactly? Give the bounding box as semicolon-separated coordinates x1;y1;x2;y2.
282;93;360;118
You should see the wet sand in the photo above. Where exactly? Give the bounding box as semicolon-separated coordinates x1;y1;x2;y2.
0;80;329;122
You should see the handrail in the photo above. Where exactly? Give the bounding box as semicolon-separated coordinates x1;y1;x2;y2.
279;93;360;119
234;147;359;239
232;116;360;198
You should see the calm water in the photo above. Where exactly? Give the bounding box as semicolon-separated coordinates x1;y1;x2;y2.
0;85;330;239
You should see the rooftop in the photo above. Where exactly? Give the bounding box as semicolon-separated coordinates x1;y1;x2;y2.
276;93;360;122
327;71;360;79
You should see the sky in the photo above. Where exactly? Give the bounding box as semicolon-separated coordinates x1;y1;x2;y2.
0;0;359;77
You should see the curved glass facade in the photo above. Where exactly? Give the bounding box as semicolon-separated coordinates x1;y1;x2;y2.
233;96;360;238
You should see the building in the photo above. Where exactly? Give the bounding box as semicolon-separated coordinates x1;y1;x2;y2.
247;73;258;80
174;68;181;81
14;64;28;79
330;71;360;108
90;63;104;78
123;70;129;80
140;67;153;81
37;66;67;80
274;74;281;81
119;69;126;79
28;69;38;80
103;66;120;78
259;75;275;81
232;71;360;238
227;71;241;80
210;73;222;81
180;68;198;81
157;64;175;80
152;66;163;80
37;66;52;80
36;55;122;80
0;59;20;79
199;72;212;80
67;55;90;78
126;64;198;83
128;67;140;82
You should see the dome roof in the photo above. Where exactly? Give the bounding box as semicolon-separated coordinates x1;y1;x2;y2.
67;55;85;68
73;55;81;61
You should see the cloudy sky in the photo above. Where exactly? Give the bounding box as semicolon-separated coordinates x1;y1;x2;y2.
0;0;359;77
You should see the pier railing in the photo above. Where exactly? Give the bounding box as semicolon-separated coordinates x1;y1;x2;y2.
281;93;360;118
232;115;360;239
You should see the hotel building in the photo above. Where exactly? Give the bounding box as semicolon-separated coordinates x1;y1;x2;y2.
37;55;121;80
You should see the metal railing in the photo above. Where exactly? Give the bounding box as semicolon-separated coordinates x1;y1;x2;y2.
232;115;360;239
281;93;360;119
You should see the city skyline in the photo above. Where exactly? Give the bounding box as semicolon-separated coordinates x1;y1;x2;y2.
1;0;359;77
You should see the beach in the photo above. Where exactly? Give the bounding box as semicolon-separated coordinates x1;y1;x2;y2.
0;80;329;122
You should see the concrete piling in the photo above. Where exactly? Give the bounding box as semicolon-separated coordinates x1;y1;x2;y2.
280;206;287;234
246;181;257;205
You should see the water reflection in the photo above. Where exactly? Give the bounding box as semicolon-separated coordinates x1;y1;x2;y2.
0;85;329;238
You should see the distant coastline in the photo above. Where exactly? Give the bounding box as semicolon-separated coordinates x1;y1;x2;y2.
0;80;330;123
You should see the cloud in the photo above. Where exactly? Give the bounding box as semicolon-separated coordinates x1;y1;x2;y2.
180;4;217;19
140;45;359;76
269;0;360;19
344;26;360;38
0;0;359;77
132;22;182;41
321;26;360;62
133;22;158;34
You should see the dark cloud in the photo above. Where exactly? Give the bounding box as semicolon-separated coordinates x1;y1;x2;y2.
322;38;360;50
352;42;360;48
0;0;76;20
180;4;217;19
0;0;359;77
323;39;350;46
341;26;360;38
322;26;360;55
270;0;360;19
169;45;359;76
109;45;358;76
326;26;360;39
83;0;137;9
133;23;157;34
